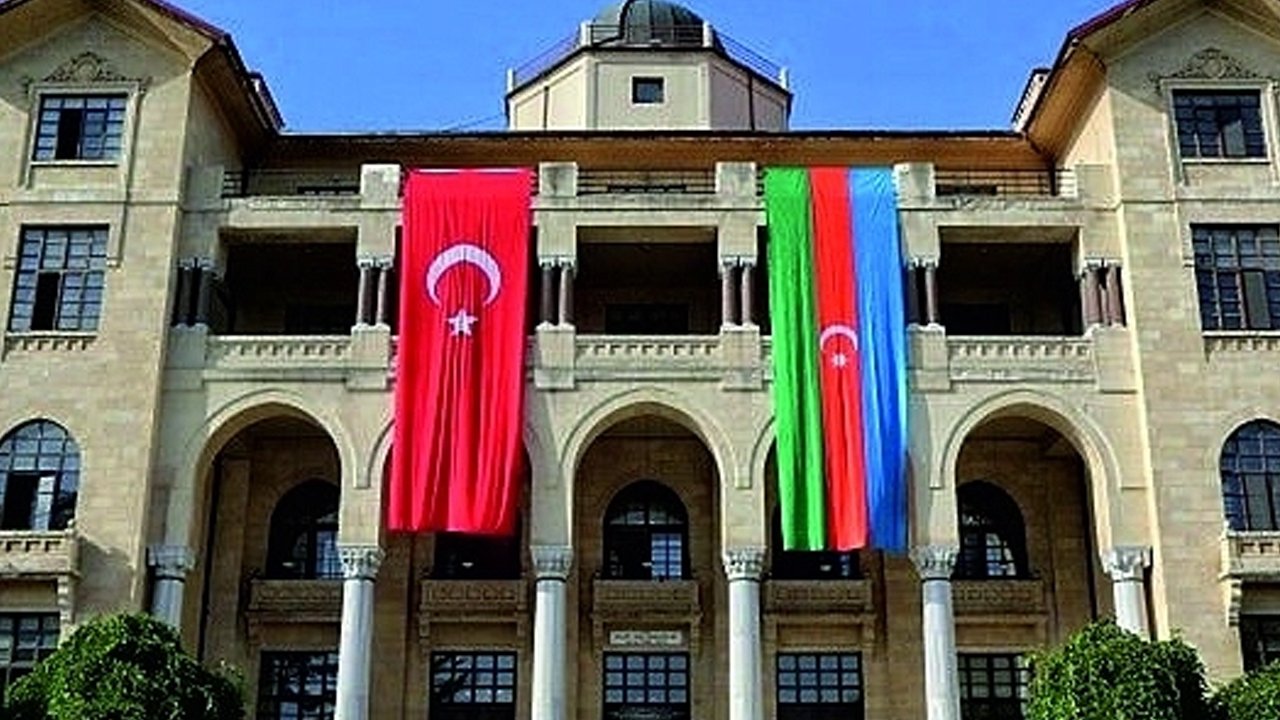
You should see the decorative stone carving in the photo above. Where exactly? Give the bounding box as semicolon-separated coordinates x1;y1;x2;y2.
1168;48;1261;81
911;545;958;581
952;579;1047;615
38;52;143;86
338;545;384;581
56;575;76;636
763;579;873;616
1102;546;1151;582
722;547;766;582
147;545;196;580
531;545;574;581
0;530;79;577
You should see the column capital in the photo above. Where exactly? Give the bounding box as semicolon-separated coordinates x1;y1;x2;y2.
911;545;958;581
357;255;378;270
531;545;574;580
147;545;196;580
1102;546;1151;582
338;545;385;581
722;547;766;581
373;255;394;270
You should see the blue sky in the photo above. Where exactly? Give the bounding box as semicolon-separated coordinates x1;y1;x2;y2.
173;0;1121;132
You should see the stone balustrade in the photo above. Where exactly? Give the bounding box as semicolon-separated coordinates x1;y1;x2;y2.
0;530;79;578
419;578;528;615
247;578;344;624
575;335;724;381
946;336;1095;384
1204;331;1280;355
763;579;873;615
202;336;353;381
592;579;701;620
1222;531;1280;579
951;579;1047;616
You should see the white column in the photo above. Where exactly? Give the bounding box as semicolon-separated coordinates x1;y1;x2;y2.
1102;546;1151;637
147;545;196;629
912;545;960;720
531;546;573;720
723;548;765;720
335;545;384;720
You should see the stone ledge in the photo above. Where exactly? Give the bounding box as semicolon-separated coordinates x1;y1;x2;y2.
763;579;873;616
0;530;79;578
952;579;1047;616
592;579;700;620
245;578;343;625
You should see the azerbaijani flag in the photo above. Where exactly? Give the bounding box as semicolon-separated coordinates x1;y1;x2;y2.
765;167;909;553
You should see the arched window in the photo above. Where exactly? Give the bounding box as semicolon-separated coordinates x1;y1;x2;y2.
956;482;1028;580
0;420;79;531
433;523;523;580
1222;420;1280;531
604;481;688;580
267;481;340;579
769;508;860;580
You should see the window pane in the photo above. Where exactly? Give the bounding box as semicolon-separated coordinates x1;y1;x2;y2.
256;651;338;720
33;94;126;161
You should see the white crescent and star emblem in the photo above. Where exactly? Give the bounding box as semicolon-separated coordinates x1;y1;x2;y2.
820;323;858;369
424;242;503;337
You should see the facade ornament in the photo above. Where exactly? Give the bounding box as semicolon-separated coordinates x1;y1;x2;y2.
722;547;766;581
44;51;132;84
531;545;574;580
910;545;958;581
147;545;197;580
1102;546;1151;582
1148;47;1270;91
338;545;384;581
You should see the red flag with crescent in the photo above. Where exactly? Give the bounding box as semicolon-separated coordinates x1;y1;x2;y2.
388;169;531;534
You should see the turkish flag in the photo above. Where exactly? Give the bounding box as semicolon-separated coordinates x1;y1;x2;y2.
388;169;531;534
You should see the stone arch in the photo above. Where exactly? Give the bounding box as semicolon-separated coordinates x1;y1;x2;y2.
1210;411;1280;476
940;388;1124;549
168;389;355;549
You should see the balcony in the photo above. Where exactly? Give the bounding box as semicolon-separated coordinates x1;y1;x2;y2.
221;169;361;198
578;169;716;195
246;578;343;625
0;530;78;578
418;579;528;638
1222;531;1280;580
934;169;1077;199
592;579;701;621
952;579;1048;617
945;336;1095;384
202;335;353;383
575;335;723;381
763;580;873;616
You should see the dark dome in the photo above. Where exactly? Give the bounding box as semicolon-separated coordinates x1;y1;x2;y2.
592;0;714;47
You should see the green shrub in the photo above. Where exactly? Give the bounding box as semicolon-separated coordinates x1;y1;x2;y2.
3;612;243;720
1027;620;1222;720
1218;661;1280;720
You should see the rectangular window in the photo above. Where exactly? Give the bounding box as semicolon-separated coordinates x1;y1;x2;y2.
430;651;517;720
776;652;864;720
1241;616;1280;671
1193;225;1280;330
256;650;338;720
958;653;1029;720
603;652;689;720
33;95;127;161
632;77;665;104
0;614;59;698
1173;90;1267;159
8;227;108;333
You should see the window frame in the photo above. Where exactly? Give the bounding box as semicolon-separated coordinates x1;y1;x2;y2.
1192;224;1280;332
955;482;1029;581
775;651;865;720
1220;420;1280;532
0;613;59;699
0;420;79;532
25;83;138;169
602;651;690;720
1240;615;1280;671
957;651;1030;720
429;650;518;720
265;480;341;580
8;226;110;334
1164;80;1276;166
631;76;666;105
255;649;339;720
603;481;690;581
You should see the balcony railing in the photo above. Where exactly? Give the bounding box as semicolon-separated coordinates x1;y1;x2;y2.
935;168;1077;198
420;579;527;616
222;169;362;198
0;530;78;578
204;336;351;378
763;579;872;616
945;336;1095;384
952;579;1047;616
246;578;343;623
1223;531;1280;579
592;578;701;619
578;169;717;195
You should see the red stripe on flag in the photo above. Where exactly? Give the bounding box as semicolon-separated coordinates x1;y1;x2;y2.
810;168;869;550
389;169;531;535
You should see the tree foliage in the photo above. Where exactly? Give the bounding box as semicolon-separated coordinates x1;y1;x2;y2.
1218;661;1280;720
2;612;243;720
1027;620;1222;720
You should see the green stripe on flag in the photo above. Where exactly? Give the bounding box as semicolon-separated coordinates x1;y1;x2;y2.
764;168;827;551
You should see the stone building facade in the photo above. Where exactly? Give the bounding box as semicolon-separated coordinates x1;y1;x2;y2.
1;0;1279;718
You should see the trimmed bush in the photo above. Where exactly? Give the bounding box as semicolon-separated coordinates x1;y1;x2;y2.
1219;661;1280;720
3;612;243;720
1027;620;1222;720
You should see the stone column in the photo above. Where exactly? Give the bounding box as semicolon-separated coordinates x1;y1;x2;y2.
1104;264;1125;326
739;260;756;327
194;259;214;328
531;546;573;720
335;545;384;720
721;260;740;328
174;261;195;327
923;262;940;327
906;262;922;326
355;258;374;327
724;548;765;720
147;545;196;629
1103;546;1151;637
374;257;393;327
540;262;558;326
1081;265;1103;328
912;545;960;720
558;263;575;327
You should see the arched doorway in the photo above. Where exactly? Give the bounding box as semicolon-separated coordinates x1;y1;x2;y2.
573;412;721;720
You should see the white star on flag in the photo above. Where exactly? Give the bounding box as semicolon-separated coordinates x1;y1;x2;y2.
447;309;478;336
831;352;849;369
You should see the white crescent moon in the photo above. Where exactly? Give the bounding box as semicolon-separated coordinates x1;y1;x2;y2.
820;324;859;350
424;243;503;307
